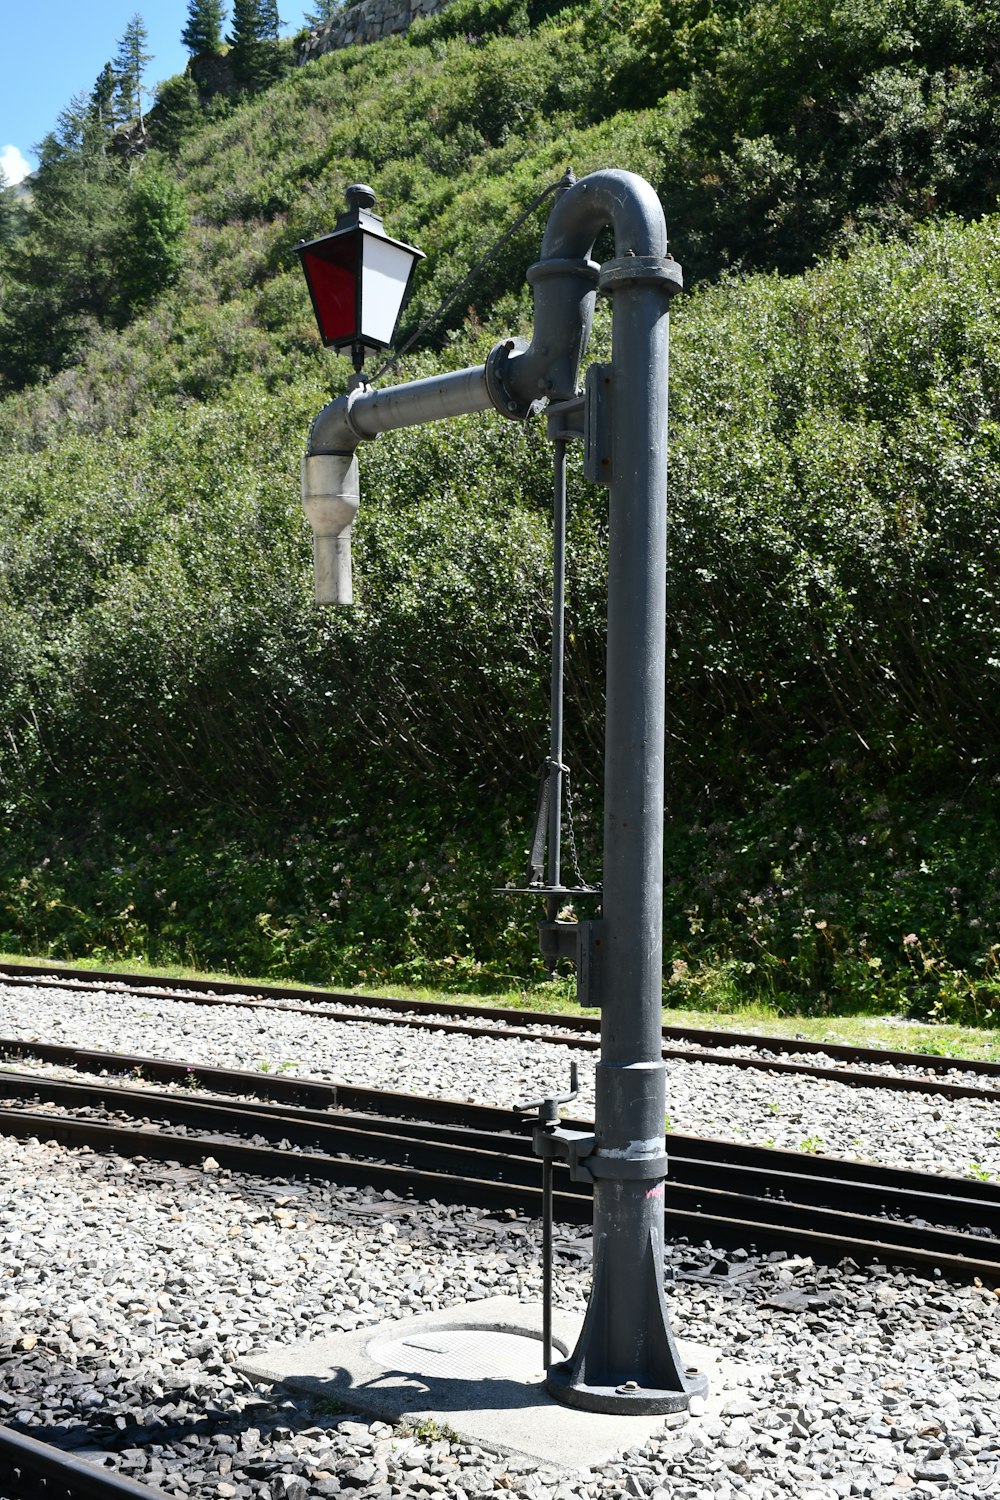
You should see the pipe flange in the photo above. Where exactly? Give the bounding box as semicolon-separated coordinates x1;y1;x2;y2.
525;255;600;289
598;254;683;297
485;337;546;422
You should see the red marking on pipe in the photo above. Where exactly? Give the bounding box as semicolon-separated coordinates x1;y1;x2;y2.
646;1183;664;1200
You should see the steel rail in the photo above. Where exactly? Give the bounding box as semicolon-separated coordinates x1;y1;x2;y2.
0;1421;173;1498
5;1040;1000;1222
0;962;997;1102
2;1064;998;1230
1;1063;997;1283
2;1104;997;1282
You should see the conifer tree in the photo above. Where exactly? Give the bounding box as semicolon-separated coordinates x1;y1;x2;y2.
90;63;118;132
228;0;283;91
0;165;15;250
114;14;153;128
304;0;340;25
181;0;227;56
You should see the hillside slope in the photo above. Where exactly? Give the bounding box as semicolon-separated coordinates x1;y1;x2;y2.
0;0;998;1018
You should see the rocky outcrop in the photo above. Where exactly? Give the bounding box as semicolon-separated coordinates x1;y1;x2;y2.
296;0;451;61
189;51;239;100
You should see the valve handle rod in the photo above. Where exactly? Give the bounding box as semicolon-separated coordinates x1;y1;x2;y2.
542;1154;554;1370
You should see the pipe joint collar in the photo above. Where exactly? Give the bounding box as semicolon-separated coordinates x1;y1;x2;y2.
526;255;600;289
598;254;683;297
588;1151;670;1182
485;338;546;422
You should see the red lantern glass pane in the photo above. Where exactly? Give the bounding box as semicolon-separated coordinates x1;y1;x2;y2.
301;232;359;346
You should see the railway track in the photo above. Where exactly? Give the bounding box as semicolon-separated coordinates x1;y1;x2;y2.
0;1421;173;1498
2;1043;998;1285
1;959;997;1103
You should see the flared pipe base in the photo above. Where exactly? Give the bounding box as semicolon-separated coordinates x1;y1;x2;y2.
545;1359;708;1416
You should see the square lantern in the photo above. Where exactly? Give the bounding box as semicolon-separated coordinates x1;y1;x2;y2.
296;184;425;369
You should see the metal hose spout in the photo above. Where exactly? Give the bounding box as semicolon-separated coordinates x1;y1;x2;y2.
301;452;359;605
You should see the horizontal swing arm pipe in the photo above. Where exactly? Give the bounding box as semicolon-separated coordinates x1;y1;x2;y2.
306;169;670;457
308;363;493;454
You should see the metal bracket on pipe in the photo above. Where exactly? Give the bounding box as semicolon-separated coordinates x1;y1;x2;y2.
583;363;612;486
533;1123;597;1184
535;1126;668;1185
575;918;604;1008
537;918;604;1006
537;919;578;966
546;393;584;444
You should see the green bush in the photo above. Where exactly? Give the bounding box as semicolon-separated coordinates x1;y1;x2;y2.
1;0;1000;1019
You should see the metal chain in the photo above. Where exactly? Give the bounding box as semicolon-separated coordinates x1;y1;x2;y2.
562;767;591;890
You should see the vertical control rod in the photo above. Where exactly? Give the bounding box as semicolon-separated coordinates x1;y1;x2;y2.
541;1155;554;1368
546;437;568;924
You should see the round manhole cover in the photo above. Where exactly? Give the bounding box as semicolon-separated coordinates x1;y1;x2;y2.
367;1328;553;1384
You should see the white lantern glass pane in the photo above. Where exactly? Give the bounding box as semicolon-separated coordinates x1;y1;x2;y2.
360;235;415;346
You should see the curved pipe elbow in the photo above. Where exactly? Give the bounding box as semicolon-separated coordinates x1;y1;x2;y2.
540;169;668;262
307;392;363;456
499;169;670;410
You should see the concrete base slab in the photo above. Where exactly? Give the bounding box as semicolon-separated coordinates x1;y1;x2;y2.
239;1297;761;1468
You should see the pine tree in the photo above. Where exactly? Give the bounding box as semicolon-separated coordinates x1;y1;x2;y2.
0;164;15;251
259;0;281;40
114;14;153;129
0;109;127;383
90;63;118;132
304;0;340;26
181;0;227;56
227;0;283;91
228;0;281;47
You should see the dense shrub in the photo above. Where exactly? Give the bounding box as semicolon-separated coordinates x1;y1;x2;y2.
1;0;999;1017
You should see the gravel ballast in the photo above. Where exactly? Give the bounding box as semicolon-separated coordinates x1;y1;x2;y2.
1;976;999;1499
2;1131;999;1500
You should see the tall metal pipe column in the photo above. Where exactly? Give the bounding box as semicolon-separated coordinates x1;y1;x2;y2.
537;192;706;1417
300;169;704;1414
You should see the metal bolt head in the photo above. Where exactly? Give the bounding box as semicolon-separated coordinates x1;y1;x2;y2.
616;1380;641;1393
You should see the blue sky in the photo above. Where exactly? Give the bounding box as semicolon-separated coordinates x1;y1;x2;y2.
0;0;313;184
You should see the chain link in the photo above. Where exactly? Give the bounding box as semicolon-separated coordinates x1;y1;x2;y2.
562;767;591;891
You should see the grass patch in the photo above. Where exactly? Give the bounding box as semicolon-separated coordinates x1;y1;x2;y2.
3;950;998;1062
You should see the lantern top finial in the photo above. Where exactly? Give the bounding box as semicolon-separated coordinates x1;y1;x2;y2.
345;183;377;213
